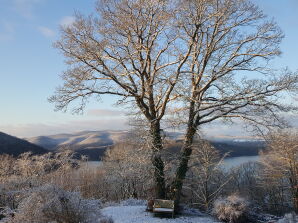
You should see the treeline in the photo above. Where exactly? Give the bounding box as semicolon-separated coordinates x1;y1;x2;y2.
168;139;265;158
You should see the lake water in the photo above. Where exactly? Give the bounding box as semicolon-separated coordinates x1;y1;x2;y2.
86;155;260;170
223;155;259;169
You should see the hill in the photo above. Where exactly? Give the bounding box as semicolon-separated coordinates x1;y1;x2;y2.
27;131;129;160
0;132;48;156
27;131;128;150
27;130;265;161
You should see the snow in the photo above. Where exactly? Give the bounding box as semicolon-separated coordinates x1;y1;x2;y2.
102;205;220;223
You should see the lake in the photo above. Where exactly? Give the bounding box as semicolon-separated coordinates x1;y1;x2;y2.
223;155;259;169
86;155;260;170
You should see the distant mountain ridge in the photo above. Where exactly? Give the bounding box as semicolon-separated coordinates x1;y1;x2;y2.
27;131;130;160
26;130;265;161
27;130;129;150
0;132;48;156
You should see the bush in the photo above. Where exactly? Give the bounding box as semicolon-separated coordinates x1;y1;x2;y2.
4;185;102;223
213;194;249;223
0;187;23;210
277;213;297;223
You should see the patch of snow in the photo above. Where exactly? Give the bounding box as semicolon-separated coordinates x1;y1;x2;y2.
103;199;146;208
102;205;220;223
119;198;147;206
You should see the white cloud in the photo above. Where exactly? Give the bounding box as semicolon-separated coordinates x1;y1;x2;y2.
0;119;128;138
60;16;75;27
12;0;44;18
38;26;55;37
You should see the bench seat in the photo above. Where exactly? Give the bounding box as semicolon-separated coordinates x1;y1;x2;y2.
153;207;173;213
153;199;175;218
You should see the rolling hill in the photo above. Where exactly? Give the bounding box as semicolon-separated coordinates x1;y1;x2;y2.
26;130;265;161
0;132;48;156
27;130;128;150
27;131;129;160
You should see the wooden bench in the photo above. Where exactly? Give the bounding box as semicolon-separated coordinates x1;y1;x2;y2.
153;199;175;218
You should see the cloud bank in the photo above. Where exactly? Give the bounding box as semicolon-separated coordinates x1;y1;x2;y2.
0;118;128;138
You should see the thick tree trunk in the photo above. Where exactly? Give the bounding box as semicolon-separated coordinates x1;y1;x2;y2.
172;125;197;210
293;186;298;213
150;121;166;199
171;100;198;211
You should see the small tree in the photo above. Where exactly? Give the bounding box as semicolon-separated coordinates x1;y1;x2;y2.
186;140;228;211
260;131;298;213
103;138;153;200
226;162;264;207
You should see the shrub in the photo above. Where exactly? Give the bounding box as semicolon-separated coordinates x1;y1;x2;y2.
5;185;102;223
213;194;249;223
277;213;297;223
0;187;23;210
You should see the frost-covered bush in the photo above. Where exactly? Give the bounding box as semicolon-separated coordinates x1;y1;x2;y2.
0;207;15;221
277;213;297;223
213;194;249;223
103;138;154;201
5;185;102;223
0;151;80;181
0;187;23;210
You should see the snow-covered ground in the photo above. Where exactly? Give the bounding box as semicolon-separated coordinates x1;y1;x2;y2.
102;205;220;223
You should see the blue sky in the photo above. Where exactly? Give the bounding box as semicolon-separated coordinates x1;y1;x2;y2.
0;0;297;137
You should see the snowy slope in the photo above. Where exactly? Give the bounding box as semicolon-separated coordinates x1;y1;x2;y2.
102;205;220;223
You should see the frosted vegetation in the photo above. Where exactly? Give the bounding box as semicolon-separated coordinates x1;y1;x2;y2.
2;185;102;223
0;131;297;222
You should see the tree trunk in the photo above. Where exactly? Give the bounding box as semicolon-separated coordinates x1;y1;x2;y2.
172;125;197;210
150;121;166;199
293;186;298;213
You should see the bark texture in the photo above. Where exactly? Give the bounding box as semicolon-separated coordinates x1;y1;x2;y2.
150;122;166;198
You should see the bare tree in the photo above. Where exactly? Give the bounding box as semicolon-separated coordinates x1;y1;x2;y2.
49;0;195;198
260;131;298;213
103;137;153;200
170;0;298;206
185;140;229;211
50;0;298;205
